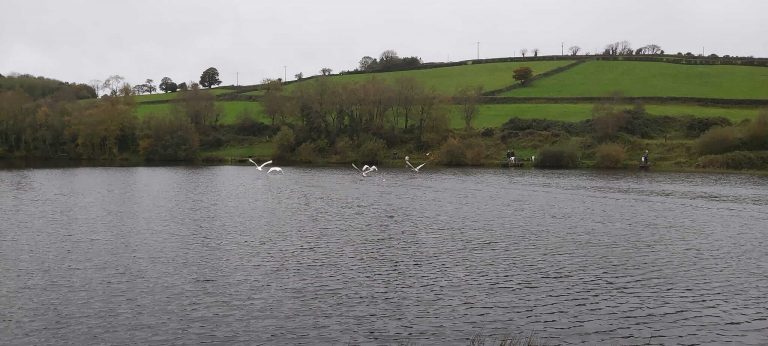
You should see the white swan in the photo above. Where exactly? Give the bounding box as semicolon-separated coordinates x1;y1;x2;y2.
405;157;427;172
267;167;283;174
352;163;378;177
248;158;272;171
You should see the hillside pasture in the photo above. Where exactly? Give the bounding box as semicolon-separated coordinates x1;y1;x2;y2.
502;61;768;99
284;60;574;95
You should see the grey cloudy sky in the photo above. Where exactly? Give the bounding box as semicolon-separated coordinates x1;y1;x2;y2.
1;0;765;87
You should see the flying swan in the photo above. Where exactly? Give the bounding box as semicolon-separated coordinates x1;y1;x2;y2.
248;158;273;171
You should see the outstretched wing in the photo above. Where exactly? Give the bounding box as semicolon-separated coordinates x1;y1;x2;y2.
405;160;416;171
257;160;273;169
248;158;258;166
362;165;377;175
352;163;361;172
415;162;427;171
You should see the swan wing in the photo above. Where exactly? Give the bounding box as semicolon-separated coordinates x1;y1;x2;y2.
257;160;272;169
352;163;361;172
405;160;416;170
247;158;258;166
416;162;427;171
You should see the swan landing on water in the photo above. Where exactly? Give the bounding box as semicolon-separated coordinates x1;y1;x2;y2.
267;167;283;174
405;156;427;172
248;158;272;171
352;163;378;177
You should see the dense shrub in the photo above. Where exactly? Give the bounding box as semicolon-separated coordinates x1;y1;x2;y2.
743;114;768;150
502;117;585;135
594;143;626;168
463;138;487;166
233;115;272;137
296;142;319;163
272;126;295;160
438;138;467;165
356;136;387;163
480;127;495;137
332;137;355;161
684;116;732;138
534;146;579;168
695;126;740;155
698;151;768;170
139;114;199;161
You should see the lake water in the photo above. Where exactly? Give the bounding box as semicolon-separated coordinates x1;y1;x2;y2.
1;166;767;345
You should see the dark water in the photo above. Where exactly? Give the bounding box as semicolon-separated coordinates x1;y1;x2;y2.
1;166;767;345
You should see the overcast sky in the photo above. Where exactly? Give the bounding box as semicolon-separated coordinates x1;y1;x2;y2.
1;0;765;87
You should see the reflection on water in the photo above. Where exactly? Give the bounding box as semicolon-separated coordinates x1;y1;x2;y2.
1;167;767;345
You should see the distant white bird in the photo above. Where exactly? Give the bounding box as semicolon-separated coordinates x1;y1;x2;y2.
248;158;273;171
352;163;378;177
405;157;427;172
267;167;283;174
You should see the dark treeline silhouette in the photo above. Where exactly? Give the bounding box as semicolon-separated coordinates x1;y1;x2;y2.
0;74;96;100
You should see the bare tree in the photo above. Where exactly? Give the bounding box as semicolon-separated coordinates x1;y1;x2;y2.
568;46;581;56
520;48;528;57
455;86;483;129
88;79;103;96
637;44;662;55
145;79;156;94
603;41;632;56
532;48;540;57
102;75;125;96
617;41;633;55
379;49;399;63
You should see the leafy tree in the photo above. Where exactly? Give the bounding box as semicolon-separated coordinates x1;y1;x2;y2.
359;56;376;71
294;72;304;80
513;66;533;86
178;82;188;91
139;113;199;161
159;77;177;93
199;67;222;88
320;67;333;76
273;126;295;160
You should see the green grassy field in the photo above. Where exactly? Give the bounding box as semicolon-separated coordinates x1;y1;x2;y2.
133;88;236;103
451;104;765;128
135;101;269;125
501;61;768;99
284;61;574;94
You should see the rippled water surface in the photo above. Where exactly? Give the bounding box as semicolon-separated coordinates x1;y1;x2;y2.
1;166;767;345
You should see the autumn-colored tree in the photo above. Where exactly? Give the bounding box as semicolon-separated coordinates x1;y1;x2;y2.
513;67;534;86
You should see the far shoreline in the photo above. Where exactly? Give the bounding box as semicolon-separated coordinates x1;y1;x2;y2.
2;157;767;176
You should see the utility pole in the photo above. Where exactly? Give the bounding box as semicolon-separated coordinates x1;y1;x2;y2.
561;42;564;56
476;41;480;60
236;72;239;86
283;66;287;81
